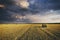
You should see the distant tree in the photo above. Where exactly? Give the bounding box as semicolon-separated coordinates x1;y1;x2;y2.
42;24;47;28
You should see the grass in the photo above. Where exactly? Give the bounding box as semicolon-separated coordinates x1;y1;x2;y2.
0;24;60;40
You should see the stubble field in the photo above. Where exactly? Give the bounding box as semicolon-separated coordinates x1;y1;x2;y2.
0;24;60;40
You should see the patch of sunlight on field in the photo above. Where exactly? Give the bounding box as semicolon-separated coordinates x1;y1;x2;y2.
0;24;30;34
0;24;42;40
45;24;60;33
47;24;60;29
0;24;31;40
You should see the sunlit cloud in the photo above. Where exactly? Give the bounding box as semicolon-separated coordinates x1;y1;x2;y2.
15;0;29;9
8;10;60;23
23;10;60;23
7;10;60;23
19;1;29;8
0;4;5;8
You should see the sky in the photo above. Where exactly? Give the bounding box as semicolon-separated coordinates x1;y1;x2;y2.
0;0;60;23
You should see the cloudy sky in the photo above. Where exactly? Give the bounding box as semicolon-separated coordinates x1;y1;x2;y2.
0;0;60;23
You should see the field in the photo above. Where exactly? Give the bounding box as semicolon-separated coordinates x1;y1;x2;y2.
0;24;60;40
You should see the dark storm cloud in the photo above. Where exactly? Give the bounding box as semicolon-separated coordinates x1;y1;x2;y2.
0;0;32;23
29;0;60;11
0;0;19;23
45;0;60;10
0;0;60;23
0;0;15;5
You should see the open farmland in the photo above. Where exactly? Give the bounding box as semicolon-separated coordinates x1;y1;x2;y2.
0;24;60;40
